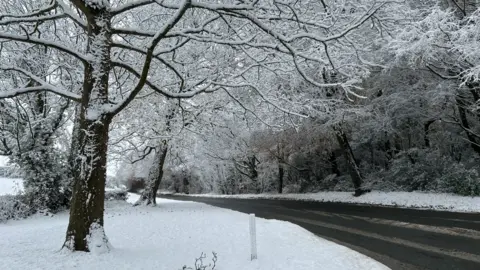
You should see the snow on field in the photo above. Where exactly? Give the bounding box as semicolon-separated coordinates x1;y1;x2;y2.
0;193;388;270
184;191;480;213
0;177;22;196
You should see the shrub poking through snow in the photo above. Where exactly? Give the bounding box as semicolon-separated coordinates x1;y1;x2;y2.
0;195;31;222
105;190;128;201
182;252;218;270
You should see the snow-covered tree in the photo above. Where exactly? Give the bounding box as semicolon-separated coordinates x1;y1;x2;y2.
0;37;73;212
0;0;406;252
390;1;480;154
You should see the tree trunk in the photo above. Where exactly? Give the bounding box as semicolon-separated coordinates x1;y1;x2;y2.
333;124;365;196
64;115;111;252
278;162;284;194
456;96;480;156
329;151;340;175
135;142;168;206
182;176;190;194
248;155;259;193
384;134;393;170
65;104;82;206
69;104;82;178
424;120;435;148
64;4;113;252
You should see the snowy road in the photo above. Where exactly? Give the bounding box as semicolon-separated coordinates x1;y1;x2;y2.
161;195;480;270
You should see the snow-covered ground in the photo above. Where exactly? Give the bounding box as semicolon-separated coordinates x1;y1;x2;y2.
0;191;388;270
0;178;387;269
182;191;480;213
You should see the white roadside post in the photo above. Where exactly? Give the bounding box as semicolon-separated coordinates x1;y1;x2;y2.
249;213;257;260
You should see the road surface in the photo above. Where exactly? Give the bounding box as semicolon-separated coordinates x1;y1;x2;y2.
161;195;480;270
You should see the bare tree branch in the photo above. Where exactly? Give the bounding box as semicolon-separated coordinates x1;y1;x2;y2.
108;0;192;116
0;1;57;20
0;85;81;102
111;61;217;99
0;33;88;64
110;0;155;15
0;66;81;101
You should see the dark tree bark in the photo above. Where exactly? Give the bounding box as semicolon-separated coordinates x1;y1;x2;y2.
182;175;190;194
135;142;169;206
68;104;82;176
64;115;112;252
384;134;393;169
276;142;285;194
424;120;435;148
233;154;259;193
333;124;365;196
248;155;260;192
135;103;176;205
63;3;113;252
328;151;340;175
278;162;284;194
64;104;82;206
248;155;259;180
456;95;480;156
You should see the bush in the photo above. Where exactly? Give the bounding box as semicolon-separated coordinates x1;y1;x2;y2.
0;195;31;223
105;190;128;201
181;252;217;270
366;149;480;196
437;166;480;196
0;189;128;223
126;177;145;193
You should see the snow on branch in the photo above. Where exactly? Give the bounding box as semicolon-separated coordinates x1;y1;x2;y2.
184;4;380;92
0;66;81;101
55;0;88;28
110;0;156;15
1;66;50;86
133;1;254;12
112;0;396;102
0;14;68;26
111;61;217;99
176;33;256;46
0;85;81;102
0;33;88;64
279;2;389;43
214;82;309;119
0;1;57;20
112;15;221;38
148;0;191;48
111;0;254;16
111;43;185;88
0;1;86;28
107;0;192;116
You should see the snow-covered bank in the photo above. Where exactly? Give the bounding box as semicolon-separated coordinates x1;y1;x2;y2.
0;177;22;196
0;194;388;270
182;191;480;213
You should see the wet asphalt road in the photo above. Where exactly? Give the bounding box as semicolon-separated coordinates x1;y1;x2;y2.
160;195;480;270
